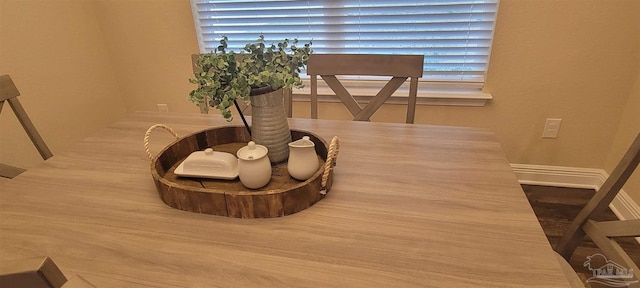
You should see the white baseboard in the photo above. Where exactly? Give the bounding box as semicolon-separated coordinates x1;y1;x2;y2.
511;164;640;221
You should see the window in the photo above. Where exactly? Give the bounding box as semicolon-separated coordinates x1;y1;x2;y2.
191;0;499;104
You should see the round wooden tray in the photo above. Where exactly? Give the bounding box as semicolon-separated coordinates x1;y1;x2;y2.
150;126;334;218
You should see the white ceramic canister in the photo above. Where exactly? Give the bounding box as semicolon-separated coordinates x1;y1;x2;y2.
287;136;320;181
237;141;272;189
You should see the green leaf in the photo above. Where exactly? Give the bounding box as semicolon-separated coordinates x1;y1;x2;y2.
189;35;312;119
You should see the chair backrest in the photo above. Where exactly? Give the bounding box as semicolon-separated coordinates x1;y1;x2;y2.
306;54;424;124
555;132;640;284
0;74;53;178
190;54;293;117
0;256;68;288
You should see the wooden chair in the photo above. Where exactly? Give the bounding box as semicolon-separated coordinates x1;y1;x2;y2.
0;256;67;288
554;252;587;288
307;54;424;124
555;132;640;284
190;54;293;117
0;74;53;178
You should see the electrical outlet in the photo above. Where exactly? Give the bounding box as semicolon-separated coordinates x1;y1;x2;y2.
157;104;169;112
542;118;562;138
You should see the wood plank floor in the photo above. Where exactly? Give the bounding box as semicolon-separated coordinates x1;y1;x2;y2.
522;184;640;286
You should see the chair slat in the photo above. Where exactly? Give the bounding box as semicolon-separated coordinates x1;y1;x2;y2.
0;163;26;179
321;75;362;117
583;220;640;282
406;76;419;124
310;75;318;119
307;54;423;77
0;74;53;179
590;219;640;237
8;97;53;160
0;74;20;102
556;133;640;259
355;77;406;121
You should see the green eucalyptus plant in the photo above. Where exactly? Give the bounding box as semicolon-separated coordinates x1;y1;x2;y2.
189;35;312;121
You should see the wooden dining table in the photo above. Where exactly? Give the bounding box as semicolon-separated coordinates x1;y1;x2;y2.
0;111;571;287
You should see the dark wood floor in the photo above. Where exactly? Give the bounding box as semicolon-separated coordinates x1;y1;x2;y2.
522;184;640;284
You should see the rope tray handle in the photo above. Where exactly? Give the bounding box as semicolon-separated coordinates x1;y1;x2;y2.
320;136;340;194
144;124;180;160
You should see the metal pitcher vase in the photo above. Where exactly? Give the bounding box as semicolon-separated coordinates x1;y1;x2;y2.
250;87;291;164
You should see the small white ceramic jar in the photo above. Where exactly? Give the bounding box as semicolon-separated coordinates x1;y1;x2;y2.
237;141;272;189
287;136;319;181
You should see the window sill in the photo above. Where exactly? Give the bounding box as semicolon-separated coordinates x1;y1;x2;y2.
293;79;492;107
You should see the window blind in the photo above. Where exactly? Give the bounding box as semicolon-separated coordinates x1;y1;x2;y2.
191;0;499;83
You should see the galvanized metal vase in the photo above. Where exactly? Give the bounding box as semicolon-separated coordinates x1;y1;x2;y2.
250;87;291;164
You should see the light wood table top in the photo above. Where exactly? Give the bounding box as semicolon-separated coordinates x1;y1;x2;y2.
0;112;571;287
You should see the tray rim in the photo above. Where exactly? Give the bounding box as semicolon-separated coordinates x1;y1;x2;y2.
149;125;333;218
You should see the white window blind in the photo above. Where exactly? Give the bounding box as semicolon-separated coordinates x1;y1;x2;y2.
191;0;499;84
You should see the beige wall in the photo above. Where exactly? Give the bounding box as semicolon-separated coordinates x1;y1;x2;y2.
92;0;200;113
0;0;126;168
606;68;640;204
1;0;639;203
